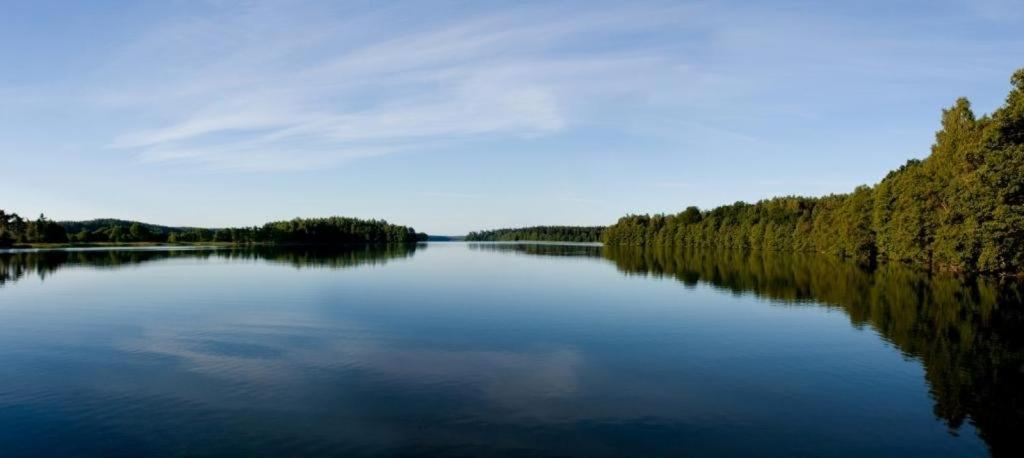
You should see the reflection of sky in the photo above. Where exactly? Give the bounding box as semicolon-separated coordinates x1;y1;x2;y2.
0;244;988;455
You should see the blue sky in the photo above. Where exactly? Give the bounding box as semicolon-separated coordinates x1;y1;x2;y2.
2;0;1022;234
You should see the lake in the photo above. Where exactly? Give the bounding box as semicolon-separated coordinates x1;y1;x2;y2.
0;243;1021;457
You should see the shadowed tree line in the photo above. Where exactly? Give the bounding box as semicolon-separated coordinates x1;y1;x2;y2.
465;226;604;242
602;245;1024;457
604;69;1024;274
0;214;425;247
0;212;68;245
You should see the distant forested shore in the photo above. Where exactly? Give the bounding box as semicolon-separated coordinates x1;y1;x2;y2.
6;69;1023;273
604;69;1024;274
0;214;424;247
465;226;604;242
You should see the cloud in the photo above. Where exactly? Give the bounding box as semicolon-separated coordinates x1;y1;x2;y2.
120;316;584;418
97;2;684;172
137;144;393;172
22;0;1018;177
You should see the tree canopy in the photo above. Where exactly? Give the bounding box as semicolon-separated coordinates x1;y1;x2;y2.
0;214;421;247
603;69;1024;274
465;226;604;242
0;212;67;246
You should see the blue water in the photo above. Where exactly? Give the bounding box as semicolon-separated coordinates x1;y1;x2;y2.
0;243;1019;456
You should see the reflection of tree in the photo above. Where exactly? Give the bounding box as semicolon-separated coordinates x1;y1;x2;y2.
219;245;418;269
604;245;1024;457
0;245;418;287
4;244;1021;455
467;242;602;258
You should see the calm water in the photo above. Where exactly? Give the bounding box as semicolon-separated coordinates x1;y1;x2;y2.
1;243;1021;457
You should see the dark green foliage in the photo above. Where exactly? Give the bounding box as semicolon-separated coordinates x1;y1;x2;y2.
161;217;419;245
0;212;67;244
2;213;420;246
252;217;418;245
465;226;604;242
604;69;1024;274
61;218;183;242
0;210;17;247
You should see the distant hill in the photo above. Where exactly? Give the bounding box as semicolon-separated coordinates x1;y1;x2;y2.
4;214;422;246
465;226;604;243
58;219;199;236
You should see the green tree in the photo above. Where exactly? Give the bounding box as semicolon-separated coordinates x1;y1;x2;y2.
129;222;149;242
603;68;1024;274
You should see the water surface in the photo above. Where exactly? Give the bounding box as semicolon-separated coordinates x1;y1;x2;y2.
0;243;1021;456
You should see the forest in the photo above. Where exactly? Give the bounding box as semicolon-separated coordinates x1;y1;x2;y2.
603;69;1024;274
465;226;604;242
0;212;68;246
0;213;424;247
6;69;1022;271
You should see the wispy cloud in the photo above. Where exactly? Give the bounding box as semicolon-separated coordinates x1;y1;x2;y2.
19;0;1017;178
96;2;687;172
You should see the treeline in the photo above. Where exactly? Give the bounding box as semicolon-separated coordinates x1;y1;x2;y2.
0;212;68;246
0;213;424;247
239;217;424;245
465;226;604;242
61;219;185;243
603;69;1024;274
